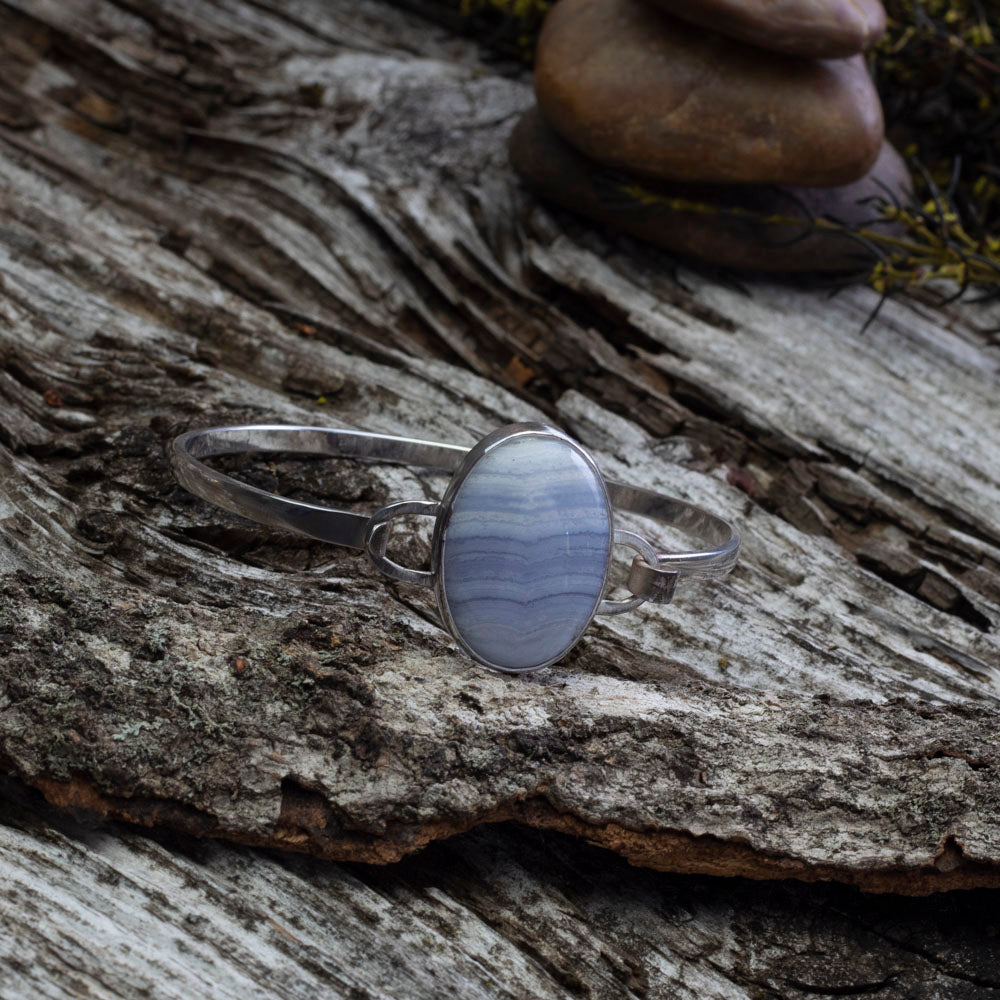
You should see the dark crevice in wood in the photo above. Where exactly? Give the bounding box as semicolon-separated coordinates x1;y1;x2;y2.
783;977;897;996
9;767;1000;998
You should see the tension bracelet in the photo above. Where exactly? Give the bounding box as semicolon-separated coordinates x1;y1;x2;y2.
170;423;740;674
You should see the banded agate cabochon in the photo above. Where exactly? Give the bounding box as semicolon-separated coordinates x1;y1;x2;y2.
438;430;612;671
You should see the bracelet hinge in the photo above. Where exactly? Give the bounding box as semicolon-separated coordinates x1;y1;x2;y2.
365;501;438;587
627;555;678;605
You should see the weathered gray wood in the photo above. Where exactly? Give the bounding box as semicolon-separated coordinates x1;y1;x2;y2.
4;776;1000;1000
2;1;1000;984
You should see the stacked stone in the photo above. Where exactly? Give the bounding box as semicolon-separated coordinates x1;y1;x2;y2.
509;0;910;271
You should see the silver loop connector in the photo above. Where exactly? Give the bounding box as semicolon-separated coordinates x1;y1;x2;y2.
626;554;678;605
598;529;660;616
364;500;439;586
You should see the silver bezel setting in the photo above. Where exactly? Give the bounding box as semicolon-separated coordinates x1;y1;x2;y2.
430;423;615;674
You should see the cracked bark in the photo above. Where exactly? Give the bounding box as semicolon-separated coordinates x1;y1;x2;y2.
2;0;1000;995
4;777;1000;1000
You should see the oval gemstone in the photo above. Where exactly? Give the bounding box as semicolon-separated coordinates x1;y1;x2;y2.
439;432;612;671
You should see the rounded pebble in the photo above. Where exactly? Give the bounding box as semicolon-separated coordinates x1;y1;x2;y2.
509;106;912;273
535;0;885;187
643;0;886;58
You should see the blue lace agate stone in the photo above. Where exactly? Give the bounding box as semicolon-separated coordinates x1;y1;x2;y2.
439;432;612;670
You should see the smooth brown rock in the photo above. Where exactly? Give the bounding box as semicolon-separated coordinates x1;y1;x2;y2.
534;0;884;187
644;0;886;58
509;106;911;272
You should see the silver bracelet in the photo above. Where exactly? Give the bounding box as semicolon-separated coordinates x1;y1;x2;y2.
170;422;740;674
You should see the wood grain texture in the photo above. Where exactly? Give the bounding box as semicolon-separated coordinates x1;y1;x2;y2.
4;777;1000;1000
1;0;1000;959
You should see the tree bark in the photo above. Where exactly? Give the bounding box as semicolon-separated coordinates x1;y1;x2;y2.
4;776;1000;1000
2;0;1000;992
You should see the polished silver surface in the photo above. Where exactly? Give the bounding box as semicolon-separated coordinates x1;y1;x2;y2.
171;423;741;671
365;500;439;587
627;554;679;606
597;529;660;616
171;425;466;549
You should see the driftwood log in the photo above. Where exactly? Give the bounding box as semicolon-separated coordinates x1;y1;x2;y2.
2;0;1000;994
4;776;1000;1000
